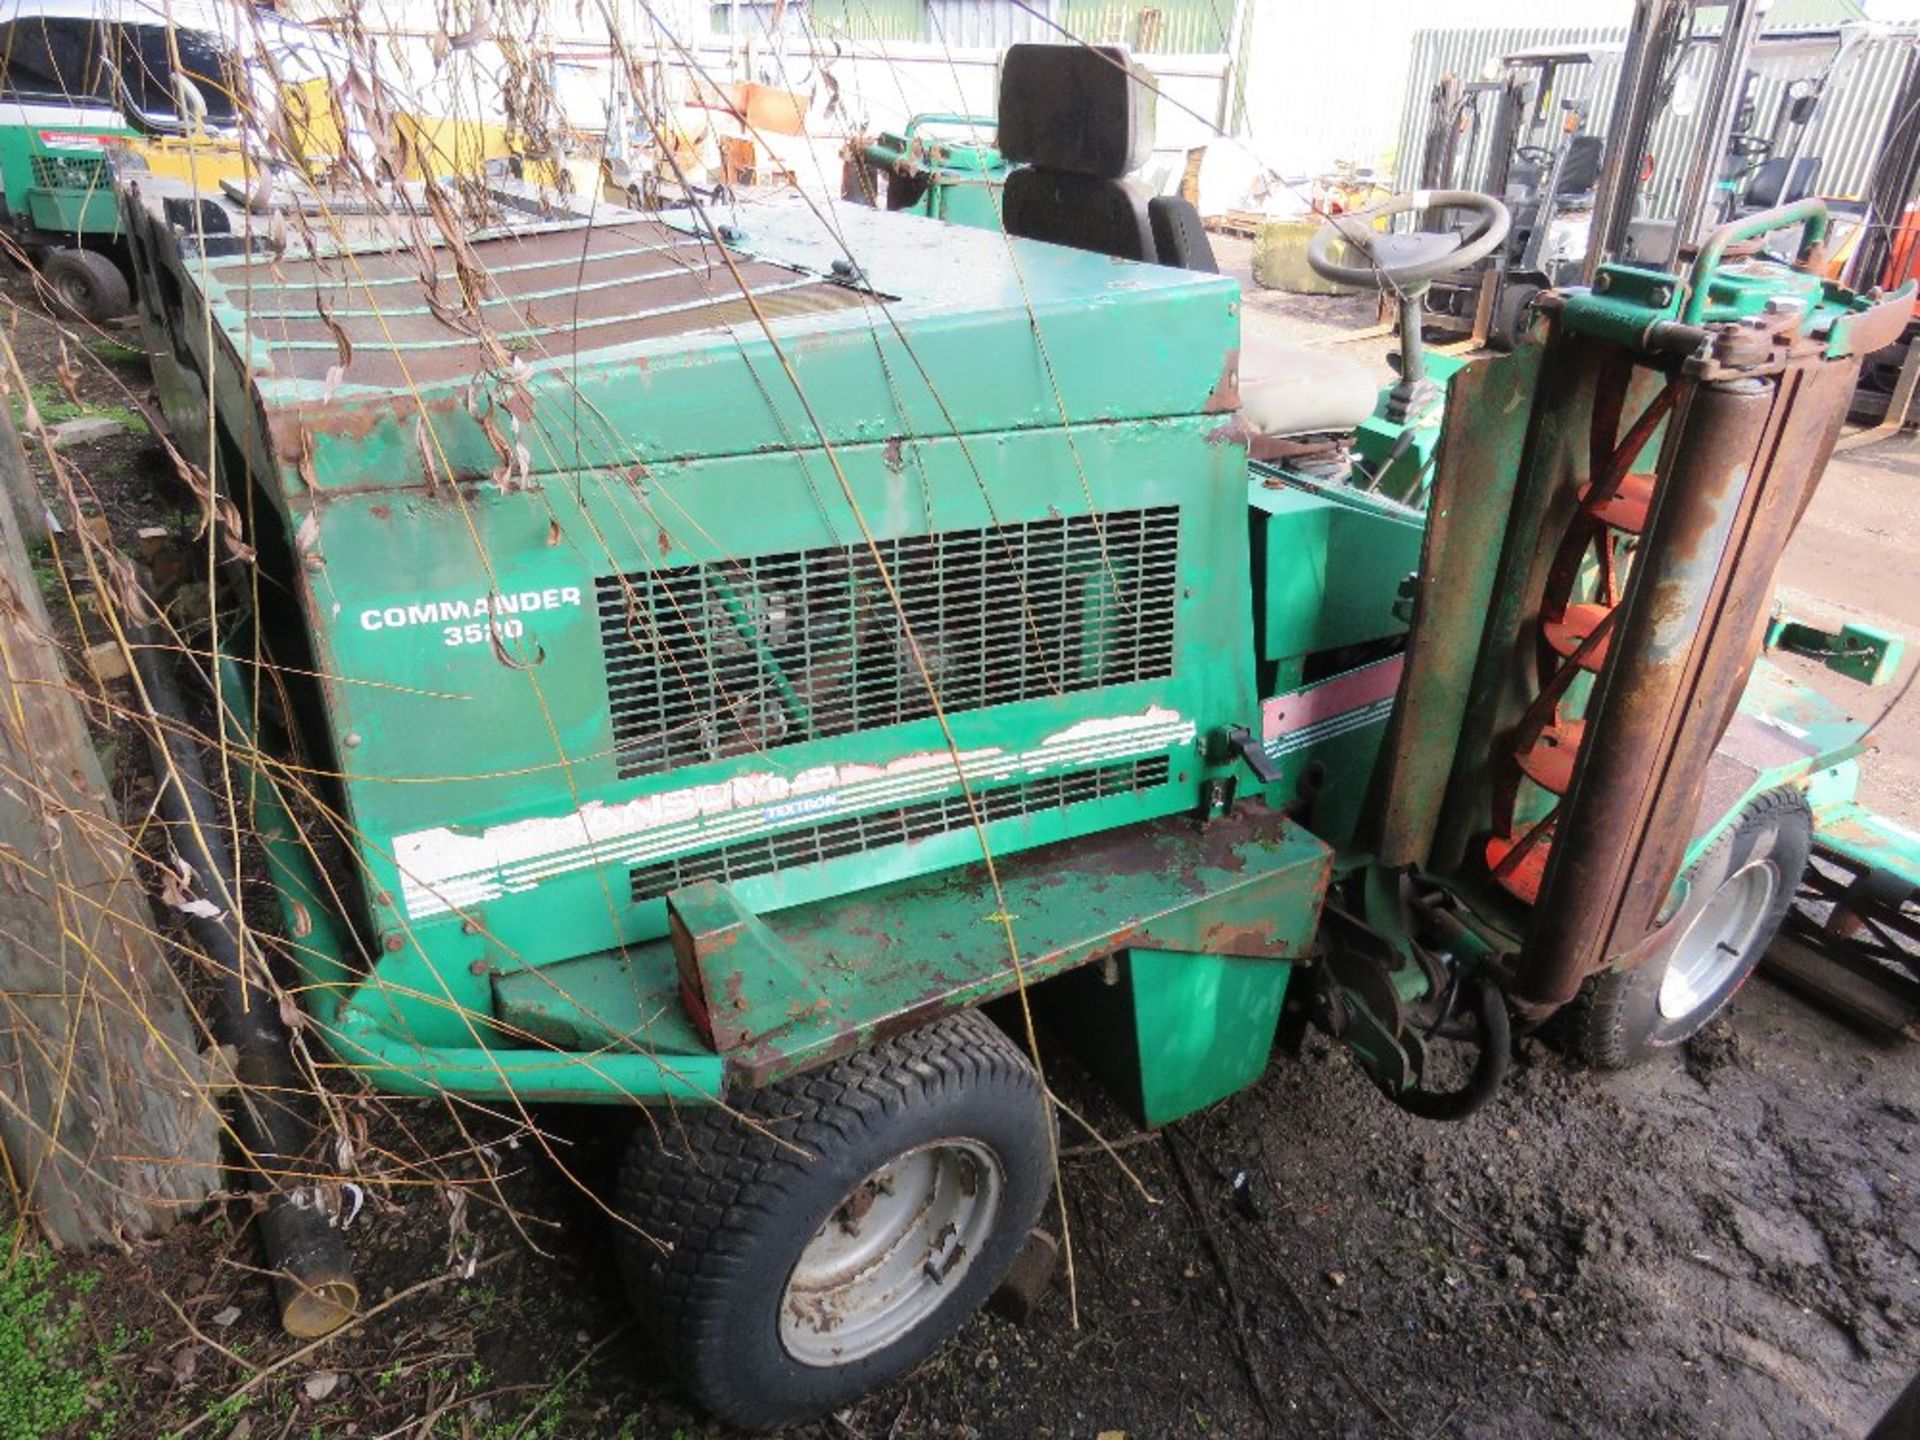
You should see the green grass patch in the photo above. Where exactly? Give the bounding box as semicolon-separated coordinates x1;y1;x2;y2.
28;540;60;598
0;1238;125;1440
10;383;149;437
84;338;145;366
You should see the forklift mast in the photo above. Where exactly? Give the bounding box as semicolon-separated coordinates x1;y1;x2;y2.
1583;0;1781;278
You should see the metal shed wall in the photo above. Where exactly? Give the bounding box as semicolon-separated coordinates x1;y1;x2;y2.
1392;21;1919;221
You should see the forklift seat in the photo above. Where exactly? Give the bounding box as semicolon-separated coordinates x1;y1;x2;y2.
1554;134;1605;197
1742;155;1822;211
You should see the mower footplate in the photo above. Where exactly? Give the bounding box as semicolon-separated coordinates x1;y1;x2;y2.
660;801;1331;1088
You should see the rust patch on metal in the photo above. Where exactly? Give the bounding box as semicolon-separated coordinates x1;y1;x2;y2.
1198;918;1288;955
702;926;743;956
1830;288;1919;358
836;1180;880;1234
1203;347;1241;414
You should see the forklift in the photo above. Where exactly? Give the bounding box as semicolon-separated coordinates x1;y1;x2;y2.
1420;9;1879;352
118;37;1914;1431
1418;43;1616;350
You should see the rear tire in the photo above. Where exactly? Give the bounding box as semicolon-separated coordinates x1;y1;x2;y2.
615;1008;1052;1430
1568;786;1812;1069
41;248;132;325
1489;280;1543;351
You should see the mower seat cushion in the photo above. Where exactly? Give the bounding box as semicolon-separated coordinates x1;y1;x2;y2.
999;43;1155;178
1238;345;1380;438
1002;168;1154;262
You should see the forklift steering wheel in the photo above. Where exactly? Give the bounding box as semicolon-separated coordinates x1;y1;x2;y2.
1307;189;1512;291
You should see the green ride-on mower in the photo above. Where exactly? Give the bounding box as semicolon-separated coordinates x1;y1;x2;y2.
840;112;1009;230
118;40;1916;1432
0;0;331;323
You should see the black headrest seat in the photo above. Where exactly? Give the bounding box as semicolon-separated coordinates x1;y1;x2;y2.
999;43;1160;264
1743;155;1823;210
999;43;1155;176
1554;134;1605;196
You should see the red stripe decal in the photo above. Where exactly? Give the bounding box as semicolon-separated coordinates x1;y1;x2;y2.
38;132;108;152
1262;654;1405;743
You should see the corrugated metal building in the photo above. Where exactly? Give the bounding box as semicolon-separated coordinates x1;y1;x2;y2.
1389;17;1918;219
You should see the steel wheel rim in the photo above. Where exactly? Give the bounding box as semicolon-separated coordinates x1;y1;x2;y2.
54;271;92;308
1658;858;1778;1021
780;1139;1003;1367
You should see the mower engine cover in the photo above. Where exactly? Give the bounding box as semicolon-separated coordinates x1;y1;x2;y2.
122;183;1254;1051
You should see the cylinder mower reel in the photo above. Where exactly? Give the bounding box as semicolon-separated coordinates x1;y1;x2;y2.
1308;190;1512;421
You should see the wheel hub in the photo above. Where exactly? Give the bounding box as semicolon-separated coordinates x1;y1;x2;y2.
1658;858;1778;1020
779;1139;1003;1367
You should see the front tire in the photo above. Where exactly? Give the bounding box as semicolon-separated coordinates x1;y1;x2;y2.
1569;786;1812;1069
41;248;132;325
1489;280;1543;351
616;1009;1052;1430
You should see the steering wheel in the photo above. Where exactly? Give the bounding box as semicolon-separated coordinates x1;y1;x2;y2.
1728;134;1772;159
1515;144;1557;167
1307;189;1513;291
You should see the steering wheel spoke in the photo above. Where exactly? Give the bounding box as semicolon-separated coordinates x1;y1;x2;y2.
1307;189;1512;291
1303;189;1515;426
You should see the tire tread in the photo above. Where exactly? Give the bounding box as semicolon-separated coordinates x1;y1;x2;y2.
615;1008;1043;1427
1567;786;1811;1070
42;248;132;323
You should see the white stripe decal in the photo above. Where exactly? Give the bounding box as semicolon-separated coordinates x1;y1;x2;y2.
395;708;1194;918
0;103;125;130
496;724;1191;892
500;724;1189;889
1263;699;1394;759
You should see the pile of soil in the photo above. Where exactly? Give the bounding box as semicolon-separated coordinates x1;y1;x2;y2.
41;977;1905;1439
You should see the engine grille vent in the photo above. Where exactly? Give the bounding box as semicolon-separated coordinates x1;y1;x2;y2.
599;507;1180;780
628;755;1169;903
31;153;105;191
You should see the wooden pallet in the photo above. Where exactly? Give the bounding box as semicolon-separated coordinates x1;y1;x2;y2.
1203;209;1265;239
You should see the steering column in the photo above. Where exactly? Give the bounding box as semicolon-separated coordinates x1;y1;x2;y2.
1308;189;1513;421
